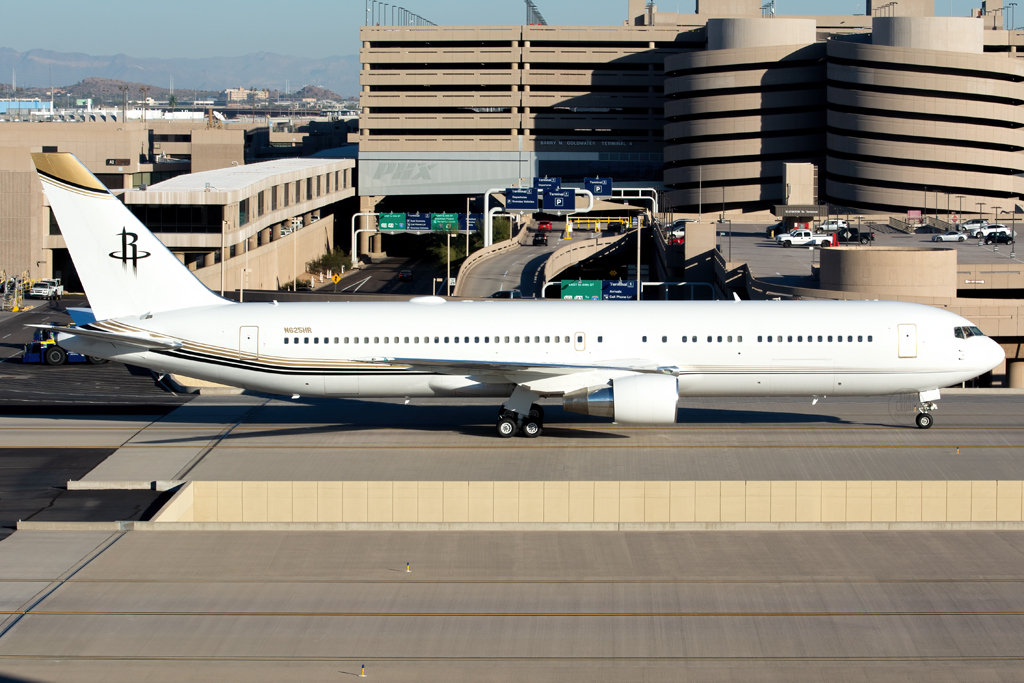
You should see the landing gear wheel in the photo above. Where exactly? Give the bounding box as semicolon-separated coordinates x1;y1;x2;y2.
44;347;67;366
496;417;518;438
529;403;545;422
86;356;109;364
915;412;933;429
521;419;543;438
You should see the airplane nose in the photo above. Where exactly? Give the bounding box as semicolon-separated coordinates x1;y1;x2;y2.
983;338;1005;373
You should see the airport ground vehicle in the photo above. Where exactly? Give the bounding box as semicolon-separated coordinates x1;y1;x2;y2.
537;221;553;231
777;229;831;247
30;152;1004;436
21;326;107;366
933;231;967;242
533;233;548;246
29;279;63;299
817;219;849;233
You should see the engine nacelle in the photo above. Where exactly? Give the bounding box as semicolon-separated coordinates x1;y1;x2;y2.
562;374;678;424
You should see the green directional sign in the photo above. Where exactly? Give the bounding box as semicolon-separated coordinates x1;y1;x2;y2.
560;280;602;300
379;213;407;231
431;213;460;232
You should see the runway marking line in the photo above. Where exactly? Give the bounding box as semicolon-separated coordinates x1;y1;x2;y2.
6;578;1024;585
1;655;1024;663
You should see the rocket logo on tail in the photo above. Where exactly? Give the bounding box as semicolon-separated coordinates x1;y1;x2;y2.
109;228;151;274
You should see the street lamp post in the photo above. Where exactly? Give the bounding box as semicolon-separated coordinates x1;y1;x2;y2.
977;202;986;223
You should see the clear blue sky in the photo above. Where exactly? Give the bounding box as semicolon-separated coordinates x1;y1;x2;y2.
1;1;991;60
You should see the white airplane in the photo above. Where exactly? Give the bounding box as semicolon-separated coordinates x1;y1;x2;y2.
32;153;1003;436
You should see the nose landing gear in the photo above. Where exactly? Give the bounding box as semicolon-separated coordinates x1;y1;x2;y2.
915;401;938;429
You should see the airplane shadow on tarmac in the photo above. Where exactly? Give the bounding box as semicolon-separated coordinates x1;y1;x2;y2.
133;398;850;445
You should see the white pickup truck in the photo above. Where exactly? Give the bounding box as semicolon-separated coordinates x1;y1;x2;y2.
29;279;63;299
776;229;831;248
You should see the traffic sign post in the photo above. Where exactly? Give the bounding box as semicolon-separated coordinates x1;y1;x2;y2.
406;212;431;232
543;189;573;212
379;212;407;231
506;188;539;210
533;176;561;192
332;272;341;292
585;177;613;197
431;213;460;232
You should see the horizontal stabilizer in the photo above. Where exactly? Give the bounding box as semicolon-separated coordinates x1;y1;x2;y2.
27;325;182;351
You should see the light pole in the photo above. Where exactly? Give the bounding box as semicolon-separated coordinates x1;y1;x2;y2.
117;84;130;123
956;195;965;226
139;85;151;127
977;202;986;223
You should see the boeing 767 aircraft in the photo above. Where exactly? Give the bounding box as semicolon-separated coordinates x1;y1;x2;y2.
31;153;1003;436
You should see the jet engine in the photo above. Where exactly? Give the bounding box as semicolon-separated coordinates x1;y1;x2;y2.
562;374;679;424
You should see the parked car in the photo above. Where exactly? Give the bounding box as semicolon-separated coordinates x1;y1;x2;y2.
776;229;831;248
533;233;548;246
985;233;1015;245
398;269;414;282
490;289;523;299
960;218;988;231
537;221;553;231
830;227;875;245
933;231;967;242
669;236;685;246
817;219;849;233
969;223;1010;239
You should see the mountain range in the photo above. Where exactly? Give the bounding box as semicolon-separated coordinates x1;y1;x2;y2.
0;47;361;98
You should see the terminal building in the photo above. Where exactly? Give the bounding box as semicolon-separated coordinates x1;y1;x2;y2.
356;0;1024;221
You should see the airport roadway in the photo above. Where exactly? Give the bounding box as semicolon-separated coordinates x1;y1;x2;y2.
458;226;565;299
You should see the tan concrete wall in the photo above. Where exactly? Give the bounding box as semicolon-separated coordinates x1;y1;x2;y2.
190;129;245;173
872;17;982;53
707;18;817;51
192;215;334;292
784;163;815;205
0;147;46;280
819;247;958;298
162;480;1024;524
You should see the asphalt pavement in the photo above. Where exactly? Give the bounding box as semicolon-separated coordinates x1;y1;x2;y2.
458;225;566;299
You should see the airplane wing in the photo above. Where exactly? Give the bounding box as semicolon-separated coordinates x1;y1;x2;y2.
371;357;687;380
27;325;183;351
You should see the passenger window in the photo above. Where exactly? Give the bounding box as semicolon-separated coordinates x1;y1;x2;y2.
506;337;511;343
374;337;379;344
454;337;459;343
642;336;647;342
364;337;369;344
767;336;772;343
566;337;571;344
837;336;843;343
284;338;289;344
691;336;697;342
727;336;733;342
577;335;582;343
466;337;470;343
314;338;319;344
776;336;782;342
485;337;489;343
434;337;439;343
383;338;388;344
334;337;339;344
857;335;863;342
545;336;550;343
847;336;853;342
294;337;299;344
662;336;668;343
474;337;479;343
738;336;743;342
534;336;539;343
597;336;603;343
797;336;802;342
787;336;792;342
817;335;822;342
404;337;409;343
828;336;833;342
515;336;520;343
524;336;529;343
707;336;712;343
718;336;723;343
304;338;309;344
757;336;762;342
554;336;560;343
868;335;873;342
683;336;689;343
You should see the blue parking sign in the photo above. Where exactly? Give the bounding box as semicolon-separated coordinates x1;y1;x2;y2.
584;177;613;197
543;189;573;211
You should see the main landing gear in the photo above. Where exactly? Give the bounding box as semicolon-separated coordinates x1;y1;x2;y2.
496;404;544;438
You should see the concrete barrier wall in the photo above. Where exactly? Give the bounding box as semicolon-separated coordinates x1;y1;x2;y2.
157;480;1024;524
452;225;531;297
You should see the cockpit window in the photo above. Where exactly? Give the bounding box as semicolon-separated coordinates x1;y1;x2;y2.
968;326;984;337
957;326;985;338
954;328;964;339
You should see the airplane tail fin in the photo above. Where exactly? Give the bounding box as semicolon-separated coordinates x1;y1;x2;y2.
32;153;225;320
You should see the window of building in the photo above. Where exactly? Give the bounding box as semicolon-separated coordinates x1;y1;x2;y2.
295;181;301;204
307;179;313;201
316;176;321;197
257;191;264;217
335;171;340;190
284;185;290;208
238;199;249;226
271;187;278;211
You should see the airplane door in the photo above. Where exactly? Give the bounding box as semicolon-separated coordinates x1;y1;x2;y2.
574;332;586;352
897;324;917;358
239;326;259;359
